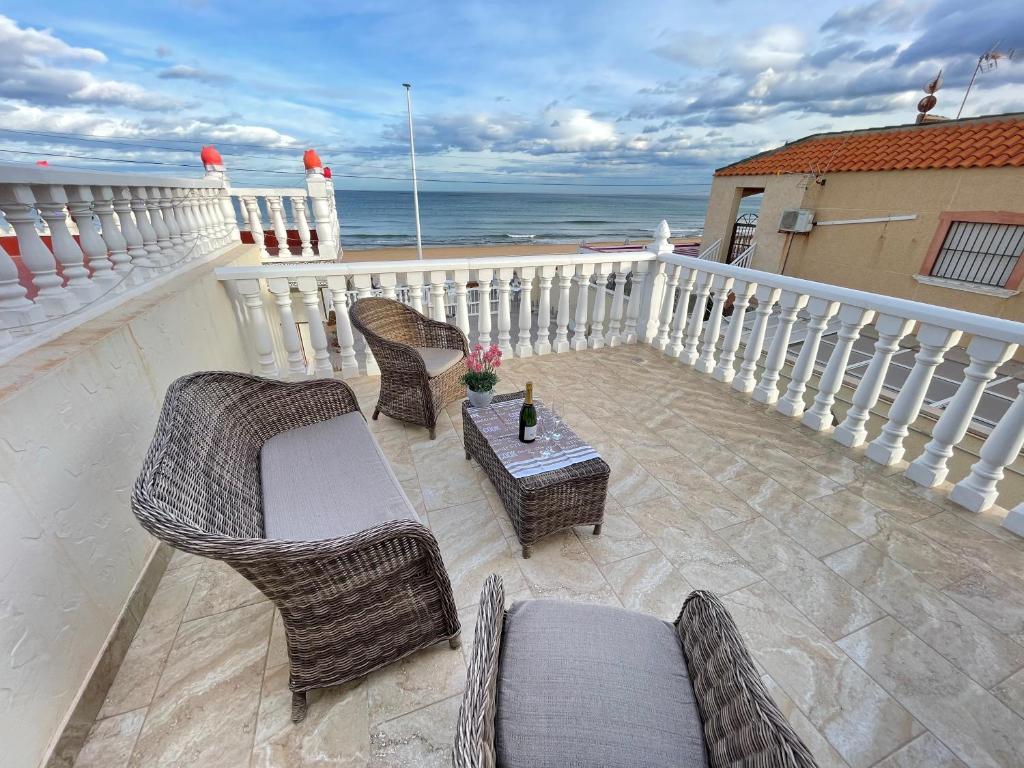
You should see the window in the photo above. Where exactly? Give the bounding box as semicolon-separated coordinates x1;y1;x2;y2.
929;220;1024;287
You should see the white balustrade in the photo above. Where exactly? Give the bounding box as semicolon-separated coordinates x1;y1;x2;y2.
802;305;875;431
291;196;314;258
66;186;119;291
534;265;555;355
623;260;648;344
496;268;515;356
133;187;162;264
516;266;536;357
589;266;608;350
267;276;307;376
776;297;838;417
326;275;359;378
159;187;184;254
695;273;733;374
351;273;380;375
733;285;780;394
112;187;149;269
0;238;46;328
653;264;679;351
553;267;571;353
606;265;626;346
712;278;755;383
667;267;696;359
146;186;174;261
429;270;447;322
571;263;594;351
680;271;713;366
267;196;291;257
296;277;333;376
235;278;279;376
475;269;493;346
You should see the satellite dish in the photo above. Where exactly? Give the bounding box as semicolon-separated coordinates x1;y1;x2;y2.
924;70;943;94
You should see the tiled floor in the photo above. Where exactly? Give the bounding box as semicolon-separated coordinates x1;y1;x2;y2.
76;345;1024;767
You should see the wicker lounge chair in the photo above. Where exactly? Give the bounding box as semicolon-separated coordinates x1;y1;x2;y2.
132;371;460;722
349;297;469;439
454;574;819;768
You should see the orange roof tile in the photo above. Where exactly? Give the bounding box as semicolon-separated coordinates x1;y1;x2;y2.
715;114;1024;177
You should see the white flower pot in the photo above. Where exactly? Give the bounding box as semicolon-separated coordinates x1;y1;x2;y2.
467;388;494;408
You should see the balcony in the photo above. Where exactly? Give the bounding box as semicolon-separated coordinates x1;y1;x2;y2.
2;159;1023;768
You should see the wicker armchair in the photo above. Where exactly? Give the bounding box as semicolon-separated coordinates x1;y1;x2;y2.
454;575;819;768
349;297;469;439
132;372;460;722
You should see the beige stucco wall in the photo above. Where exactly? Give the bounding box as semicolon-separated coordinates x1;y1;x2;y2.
706;166;1024;322
0;246;257;768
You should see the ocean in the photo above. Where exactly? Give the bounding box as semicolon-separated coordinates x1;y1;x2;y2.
333;189;756;249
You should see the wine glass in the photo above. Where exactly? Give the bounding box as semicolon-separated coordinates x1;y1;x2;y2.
546;397;563;449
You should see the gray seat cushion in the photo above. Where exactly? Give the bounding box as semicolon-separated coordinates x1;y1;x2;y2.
495;600;709;768
414;346;464;377
260;411;419;541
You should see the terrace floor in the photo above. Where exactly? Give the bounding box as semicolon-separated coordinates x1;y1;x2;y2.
75;345;1024;768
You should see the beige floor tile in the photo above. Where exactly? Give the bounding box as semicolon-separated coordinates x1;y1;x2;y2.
412;434;487;511
572;502;655;565
73;709;146;768
724;583;921;768
517;530;620;605
761;675;851;768
366;641;466;726
722;518;883;640
838;617;1024;768
862;514;976;590
826;543;1024;688
181;558;266;622
992;668;1024;719
130;601;273;768
267;610;288;670
646;456;759;531
369;694;462;767
914;512;1024;591
252;664;370;767
873;733;966;768
600;549;693;621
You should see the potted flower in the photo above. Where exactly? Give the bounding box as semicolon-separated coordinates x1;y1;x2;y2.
462;343;502;407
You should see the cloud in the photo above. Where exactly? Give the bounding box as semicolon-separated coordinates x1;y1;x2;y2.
155;45;173;58
894;0;1024;66
0;14;105;65
158;64;233;83
820;0;926;36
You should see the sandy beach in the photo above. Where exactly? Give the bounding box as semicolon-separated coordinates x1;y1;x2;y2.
340;239;700;262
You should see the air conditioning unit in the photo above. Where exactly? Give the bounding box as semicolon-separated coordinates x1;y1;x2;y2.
778;209;815;233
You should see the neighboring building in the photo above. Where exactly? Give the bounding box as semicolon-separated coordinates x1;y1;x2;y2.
703;113;1024;322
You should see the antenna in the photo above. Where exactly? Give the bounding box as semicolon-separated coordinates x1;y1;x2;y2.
958;42;1016;119
916;69;943;123
402;83;424;261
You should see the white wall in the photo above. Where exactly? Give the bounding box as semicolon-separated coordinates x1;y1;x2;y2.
0;248;255;768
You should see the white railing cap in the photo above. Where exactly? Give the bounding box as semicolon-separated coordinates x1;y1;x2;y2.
231;187;307;197
661;252;1024;345
0;160;220;189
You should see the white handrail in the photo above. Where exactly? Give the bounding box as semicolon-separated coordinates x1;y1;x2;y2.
0;160;220;189
231;186;306;197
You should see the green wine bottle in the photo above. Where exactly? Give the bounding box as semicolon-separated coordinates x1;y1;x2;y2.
519;381;537;443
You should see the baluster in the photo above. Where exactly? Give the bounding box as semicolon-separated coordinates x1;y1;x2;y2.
802;305;875;431
133;187;162;263
378;272;397;301
0;238;46;328
296;276;332;376
681;271;713;366
667;267;697;358
712;278;756;382
172;189;196;258
268;196;291;256
267;277;307;376
235;279;279;376
475;268;493;346
351;273;380;375
589;265;609;350
695;274;734;374
865;325;962;465
326;275;359;378
904;336;1016;487
571;264;594;351
623;260;647;344
428;270;447;322
514;266;536;357
32;185;102;302
949;382;1024;512
215;184;239;242
552;265;572;353
496;267;515;356
198;190;219;247
605;264;627;346
833;315;914;447
159;187;184;255
242;197;269;259
534;265;555;355
453;269;471;337
111;187;150;276
654;264;680;351
146;186;174;261
644;261;668;346
1004;504;1024;537
777;297;839;417
181;192;206;255
66;186;119;290
206;189;228;244
291;197;314;258
733;285;780;394
752;290;807;404
0;186;78;316
405;271;425;313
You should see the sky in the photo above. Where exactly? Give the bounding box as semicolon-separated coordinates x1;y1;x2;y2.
0;0;1021;194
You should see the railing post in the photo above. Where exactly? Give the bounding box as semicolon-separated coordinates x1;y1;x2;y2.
235;278;279;376
453;268;471;337
733;285;780;393
654;264;680;351
267;196;290;257
589;264;609;350
516;266;536;357
752;290;807;404
833;314;914;447
553;266;572;353
904;336;1016;487
606;264;627;346
351;273;380;374
267;276;307;376
201;145;239;241
571;263;594;351
680;271;713;366
712;278;756;383
623;259;647;345
496;267;515;356
949;382;1024;512
296;276;333;377
475;268;493;347
534;265;555;355
667;267;697;358
695;273;734;373
304;150;339;259
65;186;120;290
776;297;838;417
865;325;962;465
33;184;103;302
643;260;667;345
802;304;875;431
291;196;314;258
326;275;359;378
428;270;447;322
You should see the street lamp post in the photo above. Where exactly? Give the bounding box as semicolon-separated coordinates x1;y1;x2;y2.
402;83;424;261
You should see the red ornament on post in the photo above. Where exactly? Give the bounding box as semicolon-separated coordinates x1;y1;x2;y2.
323;166;332;179
200;145;223;166
303;149;322;171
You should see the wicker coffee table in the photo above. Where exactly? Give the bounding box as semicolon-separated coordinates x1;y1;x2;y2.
463;391;610;558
